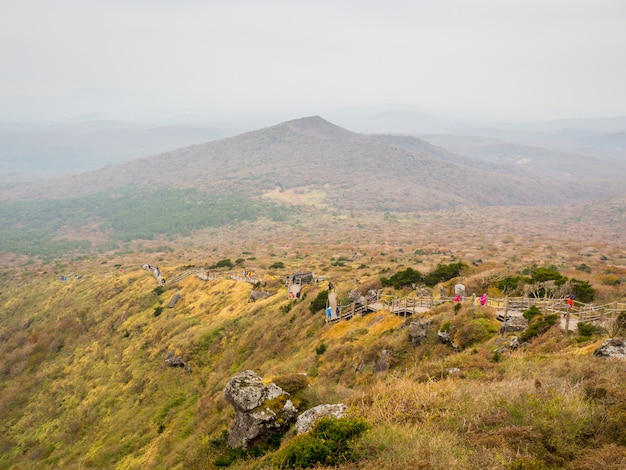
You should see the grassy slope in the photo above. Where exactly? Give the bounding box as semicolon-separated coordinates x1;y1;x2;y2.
1;258;625;469
1;202;625;469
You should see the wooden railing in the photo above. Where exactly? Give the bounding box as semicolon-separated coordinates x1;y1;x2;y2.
327;293;626;324
167;268;260;285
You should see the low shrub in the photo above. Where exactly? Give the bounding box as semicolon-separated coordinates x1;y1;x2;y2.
519;314;558;342
577;322;597;339
309;290;328;314
274;417;370;468
453;317;498;349
210;259;233;269
272;373;308;395
315;343;327;355
522;305;542;322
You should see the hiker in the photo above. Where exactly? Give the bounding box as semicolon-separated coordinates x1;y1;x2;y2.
328;281;334;291
479;293;487;306
454;295;461;303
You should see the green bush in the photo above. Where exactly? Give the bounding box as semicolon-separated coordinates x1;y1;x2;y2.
269;261;285;269
570;278;596;303
577;322;597;338
210;259;233;269
453;318;498;349
496;275;531;295
576;263;592;273
309;290;328;314
153;306;164;317
519;314;558;342
380;267;422;289
424;262;467;287
522;305;542;321
275;417;370;468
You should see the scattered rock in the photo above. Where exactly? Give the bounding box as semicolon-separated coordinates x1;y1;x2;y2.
250;290;273;301
409;319;432;346
438;329;460;351
165;351;190;374
348;290;364;303
593;338;626;358
508;336;529;350
168;291;181;308
295;404;347;434
366;289;380;301
499;315;528;333
224;370;297;448
495;335;529;354
374;349;392;374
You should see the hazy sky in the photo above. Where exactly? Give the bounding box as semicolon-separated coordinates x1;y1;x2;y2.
1;0;626;121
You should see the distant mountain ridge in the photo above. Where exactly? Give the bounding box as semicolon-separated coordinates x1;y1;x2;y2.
0;116;615;210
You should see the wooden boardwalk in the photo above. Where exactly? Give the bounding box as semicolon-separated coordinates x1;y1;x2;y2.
327;294;446;322
155;267;260;286
327;293;625;329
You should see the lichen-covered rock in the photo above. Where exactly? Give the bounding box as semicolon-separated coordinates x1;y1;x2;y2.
295;404;347;434
508;336;529;350
224;370;297;448
438;329;460;351
164;351;190;374
409;319;432;346
250;290;273;301
167;292;181;308
224;370;268;413
593;338;626;358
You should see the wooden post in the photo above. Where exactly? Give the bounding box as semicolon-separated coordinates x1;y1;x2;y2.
565;304;571;334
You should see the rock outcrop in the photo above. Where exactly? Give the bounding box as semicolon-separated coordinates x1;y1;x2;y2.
224;370;297;448
409;319;432;346
499;315;528;333
438;329;460;351
593;338;626;358
294;404;347;434
165;351;190;374
168;291;181;308
373;349;392;374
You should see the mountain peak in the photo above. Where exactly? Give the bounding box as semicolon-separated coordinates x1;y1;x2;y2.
276;115;359;140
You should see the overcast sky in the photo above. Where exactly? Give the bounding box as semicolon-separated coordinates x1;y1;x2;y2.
1;0;625;122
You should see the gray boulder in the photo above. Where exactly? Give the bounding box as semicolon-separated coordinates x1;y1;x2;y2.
438;329;460;351
409;319;432;346
224;370;297;448
374;349;392;374
593;338;626;358
499;315;528;333
168;291;181;308
295;404;347;434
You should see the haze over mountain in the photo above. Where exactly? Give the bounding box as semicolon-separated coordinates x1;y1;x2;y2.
1;116;619;212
